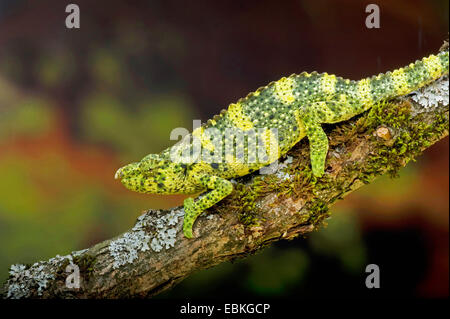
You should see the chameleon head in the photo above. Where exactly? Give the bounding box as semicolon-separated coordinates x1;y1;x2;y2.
114;154;186;194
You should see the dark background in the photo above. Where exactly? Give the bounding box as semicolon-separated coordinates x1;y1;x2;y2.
0;0;448;298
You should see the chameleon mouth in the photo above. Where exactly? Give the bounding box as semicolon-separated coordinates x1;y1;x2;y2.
115;162;142;180
114;168;123;180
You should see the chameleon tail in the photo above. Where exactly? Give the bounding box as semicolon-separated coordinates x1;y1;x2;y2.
399;50;449;93
365;50;449;104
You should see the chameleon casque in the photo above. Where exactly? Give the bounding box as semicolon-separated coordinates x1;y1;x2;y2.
115;49;449;238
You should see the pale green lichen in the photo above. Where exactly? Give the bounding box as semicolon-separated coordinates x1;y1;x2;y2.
274;156;294;181
4;251;87;299
6;263;52;299
109;208;184;269
411;75;449;111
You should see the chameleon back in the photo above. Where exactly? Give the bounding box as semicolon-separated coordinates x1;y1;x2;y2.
164;49;448;179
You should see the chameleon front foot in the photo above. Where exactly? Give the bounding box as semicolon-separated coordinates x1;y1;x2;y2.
182;175;234;238
183;197;197;238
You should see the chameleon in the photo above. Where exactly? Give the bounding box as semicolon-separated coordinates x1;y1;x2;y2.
115;49;449;238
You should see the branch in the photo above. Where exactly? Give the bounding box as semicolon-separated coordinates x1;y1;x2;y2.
2;57;449;300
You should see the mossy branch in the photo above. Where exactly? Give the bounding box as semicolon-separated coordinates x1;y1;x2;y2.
2;46;449;299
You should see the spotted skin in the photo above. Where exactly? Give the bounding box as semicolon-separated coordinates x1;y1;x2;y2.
115;50;449;238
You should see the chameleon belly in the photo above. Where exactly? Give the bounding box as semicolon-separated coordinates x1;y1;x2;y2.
116;50;449;238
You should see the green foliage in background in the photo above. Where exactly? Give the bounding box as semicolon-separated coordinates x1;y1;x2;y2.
80;92;195;159
0;98;53;141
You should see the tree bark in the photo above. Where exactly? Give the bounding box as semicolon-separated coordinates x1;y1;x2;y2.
2;48;449;299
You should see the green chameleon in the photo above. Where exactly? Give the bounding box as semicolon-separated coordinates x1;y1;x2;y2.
115;49;449;238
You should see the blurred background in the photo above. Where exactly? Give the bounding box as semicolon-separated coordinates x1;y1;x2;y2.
0;0;448;298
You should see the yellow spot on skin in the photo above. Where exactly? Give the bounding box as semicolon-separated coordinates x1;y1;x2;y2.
193;127;215;152
315;101;335;120
192;127;202;139
391;68;409;95
423;54;443;79
338;94;348;104
206;175;218;188
274;77;296;105
321;73;337;95
316;101;327;108
357;78;373;106
293;110;306;133
188;163;215;185
227;102;254;130
225;154;250;175
291;111;307;147
260;128;279;163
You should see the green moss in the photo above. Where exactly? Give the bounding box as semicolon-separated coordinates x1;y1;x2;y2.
304;199;331;227
73;254;96;278
365;99;411;130
223;96;447;236
233;182;265;228
361;99;448;180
